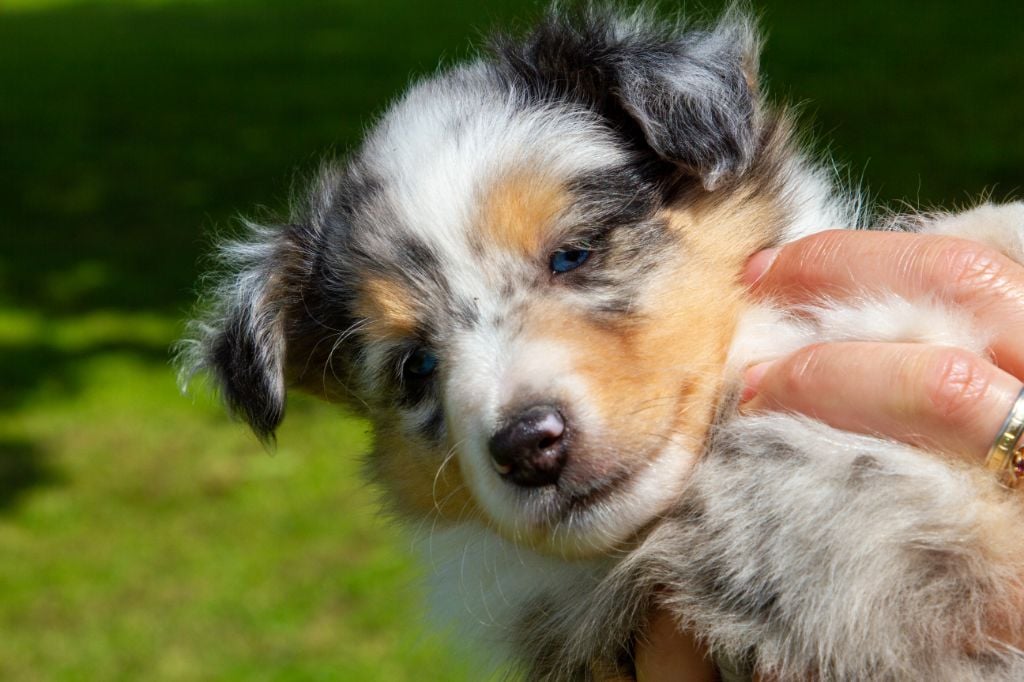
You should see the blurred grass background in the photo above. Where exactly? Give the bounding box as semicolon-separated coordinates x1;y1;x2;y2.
1;0;1022;679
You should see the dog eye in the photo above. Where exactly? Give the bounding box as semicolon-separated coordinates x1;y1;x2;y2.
404;348;438;379
550;248;590;274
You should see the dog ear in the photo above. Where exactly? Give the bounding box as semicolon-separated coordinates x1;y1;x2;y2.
612;12;761;190
496;7;761;190
179;219;325;442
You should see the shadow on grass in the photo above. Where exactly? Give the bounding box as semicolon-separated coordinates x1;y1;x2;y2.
0;0;540;319
0;340;172;410
0;437;62;512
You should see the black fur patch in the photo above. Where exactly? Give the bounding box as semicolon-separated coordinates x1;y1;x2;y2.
212;306;284;441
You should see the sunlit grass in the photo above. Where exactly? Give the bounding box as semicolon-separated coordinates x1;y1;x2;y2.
0;314;474;680
0;310;175;346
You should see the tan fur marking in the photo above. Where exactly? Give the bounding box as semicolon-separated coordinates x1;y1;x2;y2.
510;184;784;487
515;281;736;484
356;277;419;339
673;185;786;267
480;171;569;256
648;187;788;446
371;426;480;522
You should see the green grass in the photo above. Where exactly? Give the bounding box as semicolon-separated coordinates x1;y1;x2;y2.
1;0;1022;679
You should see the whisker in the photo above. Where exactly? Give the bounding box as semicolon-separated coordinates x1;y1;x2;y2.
432;437;467;513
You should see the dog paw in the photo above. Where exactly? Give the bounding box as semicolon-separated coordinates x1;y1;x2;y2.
925;202;1024;264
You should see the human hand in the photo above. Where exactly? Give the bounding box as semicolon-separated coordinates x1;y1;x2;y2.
740;228;1024;462
633;610;716;682
634;611;774;682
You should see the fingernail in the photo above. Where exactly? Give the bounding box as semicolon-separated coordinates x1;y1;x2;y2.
739;361;774;404
743;247;780;287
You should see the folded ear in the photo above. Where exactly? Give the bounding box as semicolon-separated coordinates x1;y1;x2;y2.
612;11;761;190
178;219;324;442
495;7;762;190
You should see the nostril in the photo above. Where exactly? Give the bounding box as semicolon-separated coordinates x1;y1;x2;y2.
488;404;569;487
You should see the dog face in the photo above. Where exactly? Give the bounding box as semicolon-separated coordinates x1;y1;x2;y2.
183;9;798;557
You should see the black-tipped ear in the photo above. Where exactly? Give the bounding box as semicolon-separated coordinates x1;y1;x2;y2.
209;285;287;442
495;7;762;190
182;220;321;442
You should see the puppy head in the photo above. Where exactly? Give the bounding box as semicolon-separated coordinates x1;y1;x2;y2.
182;8;791;557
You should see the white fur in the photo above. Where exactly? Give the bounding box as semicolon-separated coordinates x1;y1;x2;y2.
366;64;631;312
415;523;605;673
929;202;1024;260
728;295;991;371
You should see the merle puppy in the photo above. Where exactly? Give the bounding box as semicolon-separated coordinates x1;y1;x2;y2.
181;6;1024;680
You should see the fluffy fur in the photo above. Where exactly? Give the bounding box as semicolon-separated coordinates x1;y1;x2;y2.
179;5;1024;680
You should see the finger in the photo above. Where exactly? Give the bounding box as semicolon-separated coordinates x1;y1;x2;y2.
743;230;1024;378
635;610;716;682
741;342;1022;461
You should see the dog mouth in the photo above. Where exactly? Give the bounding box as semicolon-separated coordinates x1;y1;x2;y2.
480;436;696;556
505;465;635;529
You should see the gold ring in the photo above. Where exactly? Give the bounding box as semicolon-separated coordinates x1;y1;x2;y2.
984;387;1024;487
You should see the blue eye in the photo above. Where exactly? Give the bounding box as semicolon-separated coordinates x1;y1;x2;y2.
550;248;590;274
404;348;437;378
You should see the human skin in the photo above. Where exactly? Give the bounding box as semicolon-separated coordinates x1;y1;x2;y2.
636;229;1024;680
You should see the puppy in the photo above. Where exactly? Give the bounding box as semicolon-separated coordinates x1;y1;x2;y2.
180;6;1024;680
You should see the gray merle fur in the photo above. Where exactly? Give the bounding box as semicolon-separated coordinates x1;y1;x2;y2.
491;5;759;189
511;414;1024;681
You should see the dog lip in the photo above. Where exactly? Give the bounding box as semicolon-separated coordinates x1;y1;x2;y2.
559;473;627;514
509;467;633;525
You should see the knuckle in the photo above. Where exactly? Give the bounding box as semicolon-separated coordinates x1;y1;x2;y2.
940;239;1012;297
922;347;991;425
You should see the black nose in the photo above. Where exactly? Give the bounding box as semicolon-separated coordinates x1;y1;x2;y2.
488;405;568;487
